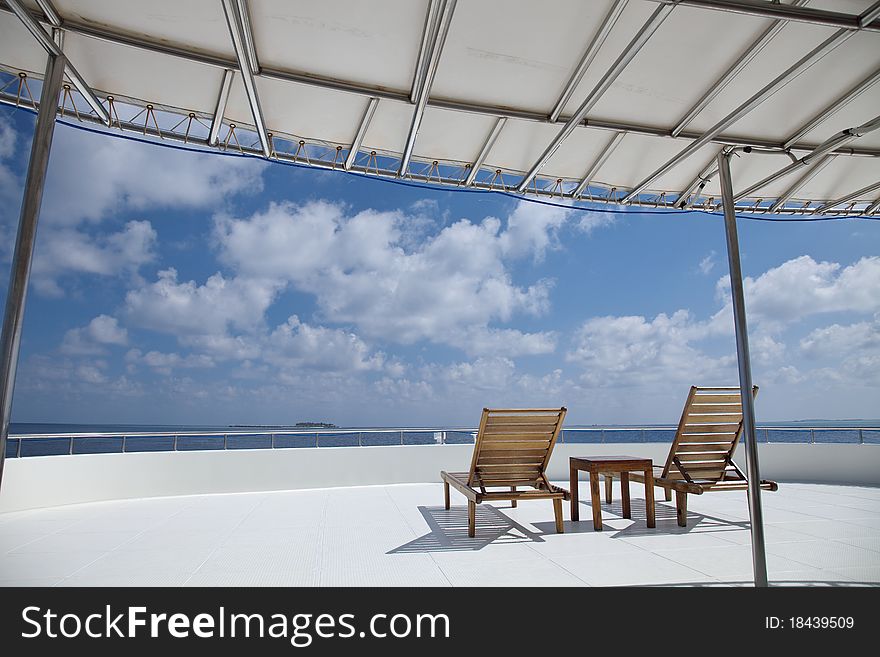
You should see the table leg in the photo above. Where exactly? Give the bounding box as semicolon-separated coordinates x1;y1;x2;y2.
569;466;579;521
589;472;602;531
604;474;612;503
620;472;631;519
644;468;655;529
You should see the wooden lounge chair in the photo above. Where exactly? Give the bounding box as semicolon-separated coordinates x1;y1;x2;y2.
623;386;778;527
441;407;570;538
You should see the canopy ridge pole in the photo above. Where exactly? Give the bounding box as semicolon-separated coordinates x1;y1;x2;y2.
0;50;66;493
672;0;810;138
647;0;880;31
622;28;854;204
345;97;379;170
814;180;880;214
235;0;260;75
783;67;880;150
209;69;235;147
411;0;443;103
34;0;61;26
860;1;880;27
221;0;270;157
768;154;834;213
549;0;629;123
735;114;880;201
398;0;457;176
864;197;880;215
5;0;109;124
573;131;624;198
717;150;768;588
465;117;506;186
517;3;675;192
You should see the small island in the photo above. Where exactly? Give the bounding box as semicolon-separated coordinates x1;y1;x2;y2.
295;422;337;428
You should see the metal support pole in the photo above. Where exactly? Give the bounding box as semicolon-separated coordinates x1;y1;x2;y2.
717;151;768;588
0;52;65;493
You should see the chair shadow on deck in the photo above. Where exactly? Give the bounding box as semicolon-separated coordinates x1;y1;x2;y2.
388;505;546;554
531;498;751;537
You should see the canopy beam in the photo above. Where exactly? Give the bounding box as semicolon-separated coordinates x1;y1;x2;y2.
549;0;628;123
783;67;880;150
647;0;880;32
517;3;674;192
815;180;880;213
345;97;379;171
671;0;809;138
208;69;234;146
465;117;506;186
0;50;66;493
398;0;456;176
717;150;769;588
768;154;833;213
622;28;853;203
5;0;109;125
735;114;880;201
411;0;442;103
573;131;624;198
221;0;270;157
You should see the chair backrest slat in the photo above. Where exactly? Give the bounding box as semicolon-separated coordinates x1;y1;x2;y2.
662;386;757;483
467;407;566;487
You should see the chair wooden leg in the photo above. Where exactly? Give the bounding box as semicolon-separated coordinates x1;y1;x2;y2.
468;500;476;538
510;486;517;508
604;474;613;504
675;491;688;527
553;498;564;533
589;473;602;531
443;481;450;510
665;488;672;502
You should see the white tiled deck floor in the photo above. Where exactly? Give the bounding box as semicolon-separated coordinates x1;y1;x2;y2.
1;482;879;586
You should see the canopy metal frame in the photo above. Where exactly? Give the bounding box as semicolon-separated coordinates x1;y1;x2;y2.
0;1;879;593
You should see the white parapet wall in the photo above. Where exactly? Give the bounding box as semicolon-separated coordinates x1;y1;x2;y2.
1;442;878;512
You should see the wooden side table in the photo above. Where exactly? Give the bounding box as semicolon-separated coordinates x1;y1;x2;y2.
569;456;655;531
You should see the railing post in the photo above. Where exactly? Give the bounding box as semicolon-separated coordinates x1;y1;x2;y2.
441;431;446;445
400;430;404;445
271;433;275;449
315;432;319;448
15;438;21;458
69;436;74;455
223;433;228;450
358;432;362;447
859;429;864;445
810;428;815;444
601;429;605;444
173;434;178;451
121;435;127;453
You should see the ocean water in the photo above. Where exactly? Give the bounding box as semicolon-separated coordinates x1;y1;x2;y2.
5;422;879;458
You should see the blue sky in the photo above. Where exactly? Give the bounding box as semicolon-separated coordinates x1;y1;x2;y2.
1;105;878;427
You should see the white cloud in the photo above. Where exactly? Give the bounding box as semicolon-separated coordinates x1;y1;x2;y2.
61;315;128;355
125;349;215;376
699;250;716;275
567;310;735;386
42;125;267;226
714;256;880;329
799;316;880;385
213;200;559;354
124;268;282;336
0;114;15;159
266;315;384;372
32;220;157;296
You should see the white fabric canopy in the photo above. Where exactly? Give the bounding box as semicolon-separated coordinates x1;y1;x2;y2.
1;0;878;214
